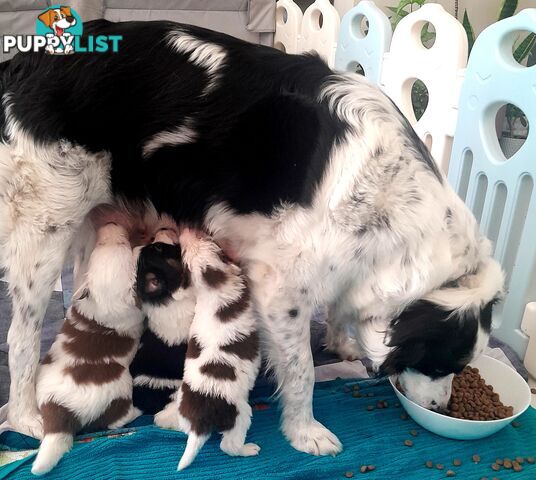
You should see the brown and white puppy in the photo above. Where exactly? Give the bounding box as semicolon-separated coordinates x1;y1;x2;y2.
154;229;261;470
31;208;144;475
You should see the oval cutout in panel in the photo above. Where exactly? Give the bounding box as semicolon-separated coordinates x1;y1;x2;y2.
457;149;473;202
502;175;534;285
487;183;507;255
351;14;369;39
472;174;488;224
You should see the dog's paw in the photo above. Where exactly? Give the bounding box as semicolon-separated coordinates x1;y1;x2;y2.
284;419;342;456
238;443;261;457
154;406;180;430
8;409;43;439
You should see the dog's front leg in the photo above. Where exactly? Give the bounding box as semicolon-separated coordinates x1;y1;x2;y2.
250;264;342;456
5;229;74;438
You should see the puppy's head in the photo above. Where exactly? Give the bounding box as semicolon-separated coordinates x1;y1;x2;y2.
137;241;191;305
38;7;76;30
178;228;240;287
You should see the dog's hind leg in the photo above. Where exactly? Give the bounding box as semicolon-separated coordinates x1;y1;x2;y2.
220;402;260;458
0;139;110;437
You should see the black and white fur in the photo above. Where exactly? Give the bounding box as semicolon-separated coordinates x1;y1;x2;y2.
0;20;503;454
153;228;260;470
131;218;195;414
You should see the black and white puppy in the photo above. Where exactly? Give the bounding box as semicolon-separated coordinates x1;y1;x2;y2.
32;211;144;475
131;218;195;414
1;20;503;455
153;228;260;470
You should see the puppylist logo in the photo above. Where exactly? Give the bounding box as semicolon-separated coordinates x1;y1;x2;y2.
2;5;122;55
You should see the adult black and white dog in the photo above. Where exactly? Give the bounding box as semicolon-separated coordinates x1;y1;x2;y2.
0;20;503;455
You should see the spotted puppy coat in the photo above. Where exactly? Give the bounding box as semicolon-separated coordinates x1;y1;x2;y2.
132;218;195;414
154;229;261;470
32;219;144;475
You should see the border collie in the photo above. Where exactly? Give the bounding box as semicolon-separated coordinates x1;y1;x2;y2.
0;20;503;455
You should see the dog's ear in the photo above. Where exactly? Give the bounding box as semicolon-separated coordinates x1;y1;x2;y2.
60;6;73;17
38;9;55;28
379;343;426;376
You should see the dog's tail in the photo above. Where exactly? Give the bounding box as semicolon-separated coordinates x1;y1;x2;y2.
177;433;210;471
31;432;73;475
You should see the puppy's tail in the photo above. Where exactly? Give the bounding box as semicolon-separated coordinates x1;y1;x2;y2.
31;432;73;475
177;433;210;471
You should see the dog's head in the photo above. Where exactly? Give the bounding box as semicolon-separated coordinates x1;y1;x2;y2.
38;7;77;35
136;218;193;305
380;299;496;411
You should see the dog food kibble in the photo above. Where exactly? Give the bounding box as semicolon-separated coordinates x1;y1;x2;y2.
496;459;503;465
400;413;408;420
512;461;523;472
353;385;360;391
425;461;434;468
436;464;445;470
376;401;385;409
503;459;512;469
515;456;524;464
367;465;375;472
446;367;513;420
410;429;418;437
453;459;462;466
360;466;367;473
473;455;481;463
404;440;413;447
527;457;535;464
512;421;521;427
367;405;374;411
345;471;354;478
491;463;501;471
446;470;456;477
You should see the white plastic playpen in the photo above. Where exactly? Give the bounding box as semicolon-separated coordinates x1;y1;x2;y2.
275;0;536;373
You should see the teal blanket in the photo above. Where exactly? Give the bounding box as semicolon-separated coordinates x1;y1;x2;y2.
2;379;536;479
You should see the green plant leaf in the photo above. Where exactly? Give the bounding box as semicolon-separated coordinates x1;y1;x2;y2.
395;0;425;16
498;0;517;20
513;32;536;63
462;10;475;52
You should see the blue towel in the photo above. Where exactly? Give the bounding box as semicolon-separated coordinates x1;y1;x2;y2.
2;378;536;479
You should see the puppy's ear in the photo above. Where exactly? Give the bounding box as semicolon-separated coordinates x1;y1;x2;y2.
74;287;90;301
38;9;55;28
60;6;72;17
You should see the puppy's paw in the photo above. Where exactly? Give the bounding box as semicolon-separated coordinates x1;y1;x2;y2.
238;443;261;457
8;409;43;439
284;419;342;456
154;406;180;430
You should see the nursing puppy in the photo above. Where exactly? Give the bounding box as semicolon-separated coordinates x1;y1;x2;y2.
154;229;261;470
32;210;144;475
132;217;195;413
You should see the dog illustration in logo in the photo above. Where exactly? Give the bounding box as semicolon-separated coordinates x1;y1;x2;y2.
38;6;77;54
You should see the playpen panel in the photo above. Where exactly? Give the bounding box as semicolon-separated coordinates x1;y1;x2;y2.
381;4;468;174
274;0;303;53
335;0;392;84
300;0;340;66
448;9;536;359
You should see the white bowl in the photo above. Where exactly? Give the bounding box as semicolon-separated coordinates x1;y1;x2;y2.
389;355;532;440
